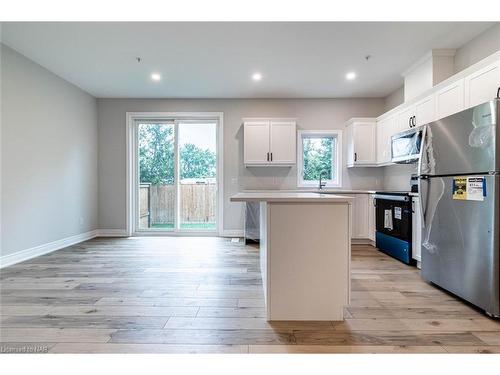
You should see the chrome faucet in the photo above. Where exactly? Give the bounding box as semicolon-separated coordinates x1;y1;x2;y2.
318;171;327;190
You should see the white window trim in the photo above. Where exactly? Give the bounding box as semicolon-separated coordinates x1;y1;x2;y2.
297;129;342;188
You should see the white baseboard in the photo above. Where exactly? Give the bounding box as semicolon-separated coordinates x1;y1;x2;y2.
0;230;99;268
219;229;244;238
352;238;376;246
1;228;247;268
97;229;129;237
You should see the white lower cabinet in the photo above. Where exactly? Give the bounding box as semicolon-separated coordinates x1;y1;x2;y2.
351;194;370;240
412;196;422;267
368;194;376;242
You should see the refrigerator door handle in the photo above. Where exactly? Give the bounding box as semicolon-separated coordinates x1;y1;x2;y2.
417;125;428;228
418;176;428;228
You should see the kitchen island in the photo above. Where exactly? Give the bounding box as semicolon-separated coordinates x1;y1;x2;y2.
230;192;353;321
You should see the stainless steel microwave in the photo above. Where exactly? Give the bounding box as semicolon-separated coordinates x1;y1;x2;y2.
391;126;424;164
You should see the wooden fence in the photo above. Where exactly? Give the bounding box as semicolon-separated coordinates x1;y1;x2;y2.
140;183;216;226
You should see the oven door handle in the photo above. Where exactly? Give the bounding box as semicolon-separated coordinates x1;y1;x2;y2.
373;195;410;202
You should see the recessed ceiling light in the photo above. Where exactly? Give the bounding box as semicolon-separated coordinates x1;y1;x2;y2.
151;73;161;81
252;72;262;81
346;72;356;81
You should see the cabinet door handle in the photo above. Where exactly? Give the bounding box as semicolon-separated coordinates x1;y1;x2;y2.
266;152;269;161
354;152;357;162
409;116;412;128
497;87;500;99
413;116;416;127
270;153;273;162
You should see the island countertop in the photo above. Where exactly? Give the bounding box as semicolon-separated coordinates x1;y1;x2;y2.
230;192;354;203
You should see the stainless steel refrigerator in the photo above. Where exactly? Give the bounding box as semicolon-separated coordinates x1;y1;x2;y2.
418;99;499;317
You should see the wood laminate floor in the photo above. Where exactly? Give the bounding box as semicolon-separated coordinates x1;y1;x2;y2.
1;237;499;354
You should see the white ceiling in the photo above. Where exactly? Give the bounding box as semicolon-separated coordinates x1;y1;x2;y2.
1;22;495;98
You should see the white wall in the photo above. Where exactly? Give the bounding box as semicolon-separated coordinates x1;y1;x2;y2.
97;98;385;232
1;44;98;257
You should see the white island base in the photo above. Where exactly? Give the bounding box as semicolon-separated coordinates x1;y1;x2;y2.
231;193;352;321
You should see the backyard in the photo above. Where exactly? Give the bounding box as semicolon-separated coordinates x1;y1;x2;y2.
138;123;217;230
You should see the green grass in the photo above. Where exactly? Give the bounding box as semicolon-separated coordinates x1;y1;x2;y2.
151;222;216;230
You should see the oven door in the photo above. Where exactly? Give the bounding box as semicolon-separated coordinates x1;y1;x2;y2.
391;127;423;164
374;196;412;241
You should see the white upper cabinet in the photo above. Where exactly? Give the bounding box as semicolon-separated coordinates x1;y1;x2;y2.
435;79;465;120
345;118;377;167
396;106;416;132
414;95;436;126
243;119;296;166
269;121;296;164
244;121;270;165
376;115;395;165
394;94;435;134
464;62;500;109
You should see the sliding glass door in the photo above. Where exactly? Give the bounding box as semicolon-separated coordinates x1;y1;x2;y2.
135;119;218;233
178;122;217;231
137;122;176;230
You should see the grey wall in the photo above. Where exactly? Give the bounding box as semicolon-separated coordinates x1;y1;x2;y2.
382;23;500;115
97;98;385;232
384;86;404;112
1;45;98;257
454;23;500;73
382;24;500;190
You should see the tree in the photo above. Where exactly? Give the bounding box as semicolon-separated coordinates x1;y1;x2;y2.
139;124;175;184
180;143;216;179
302;137;333;181
138;124;216;184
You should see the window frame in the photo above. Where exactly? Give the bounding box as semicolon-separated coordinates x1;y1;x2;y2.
296;129;342;188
